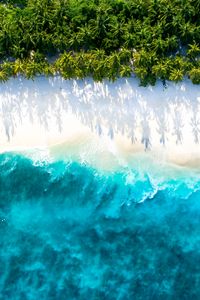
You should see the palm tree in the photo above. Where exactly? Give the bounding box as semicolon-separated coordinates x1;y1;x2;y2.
1;61;14;77
119;65;132;78
180;22;195;44
151;36;167;55
43;64;54;76
0;69;8;82
165;36;178;53
173;56;187;73
123;32;137;49
91;55;107;81
119;48;131;64
169;69;184;82
106;52;121;81
152;62;168;80
13;59;24;75
68;33;82;52
76;51;90;78
23;60;43;79
134;66;148;81
189;67;200;84
133;49;157;68
108;18;126;49
187;43;200;59
89;8;111;47
12;45;26;59
56;51;78;79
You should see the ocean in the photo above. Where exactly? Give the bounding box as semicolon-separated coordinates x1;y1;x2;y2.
0;151;200;299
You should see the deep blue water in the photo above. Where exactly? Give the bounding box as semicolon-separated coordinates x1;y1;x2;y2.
0;153;200;299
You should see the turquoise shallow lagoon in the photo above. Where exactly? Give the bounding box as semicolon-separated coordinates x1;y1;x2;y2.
0;152;200;299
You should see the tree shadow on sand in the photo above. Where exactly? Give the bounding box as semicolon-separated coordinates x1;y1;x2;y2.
0;76;200;150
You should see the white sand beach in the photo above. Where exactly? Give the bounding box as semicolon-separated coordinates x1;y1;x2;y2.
0;76;200;169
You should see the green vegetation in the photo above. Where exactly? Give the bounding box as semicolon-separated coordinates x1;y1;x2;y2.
0;0;199;85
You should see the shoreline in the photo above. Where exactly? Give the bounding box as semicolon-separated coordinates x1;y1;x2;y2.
0;76;200;170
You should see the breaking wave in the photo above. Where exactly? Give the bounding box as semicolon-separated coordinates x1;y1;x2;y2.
0;152;200;299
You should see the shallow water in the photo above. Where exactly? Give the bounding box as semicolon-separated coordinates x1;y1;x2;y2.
0;152;200;299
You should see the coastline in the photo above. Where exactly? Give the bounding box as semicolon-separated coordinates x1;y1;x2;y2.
0;76;200;170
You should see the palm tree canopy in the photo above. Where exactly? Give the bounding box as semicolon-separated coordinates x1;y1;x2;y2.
0;0;199;85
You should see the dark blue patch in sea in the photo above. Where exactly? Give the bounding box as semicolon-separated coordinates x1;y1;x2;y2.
0;153;200;299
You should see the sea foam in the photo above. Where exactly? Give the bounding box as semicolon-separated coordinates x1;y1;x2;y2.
0;152;200;299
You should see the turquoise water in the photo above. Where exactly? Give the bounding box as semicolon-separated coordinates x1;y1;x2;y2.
0;152;200;299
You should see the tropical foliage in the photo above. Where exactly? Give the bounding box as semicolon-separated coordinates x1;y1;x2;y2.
0;0;199;85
